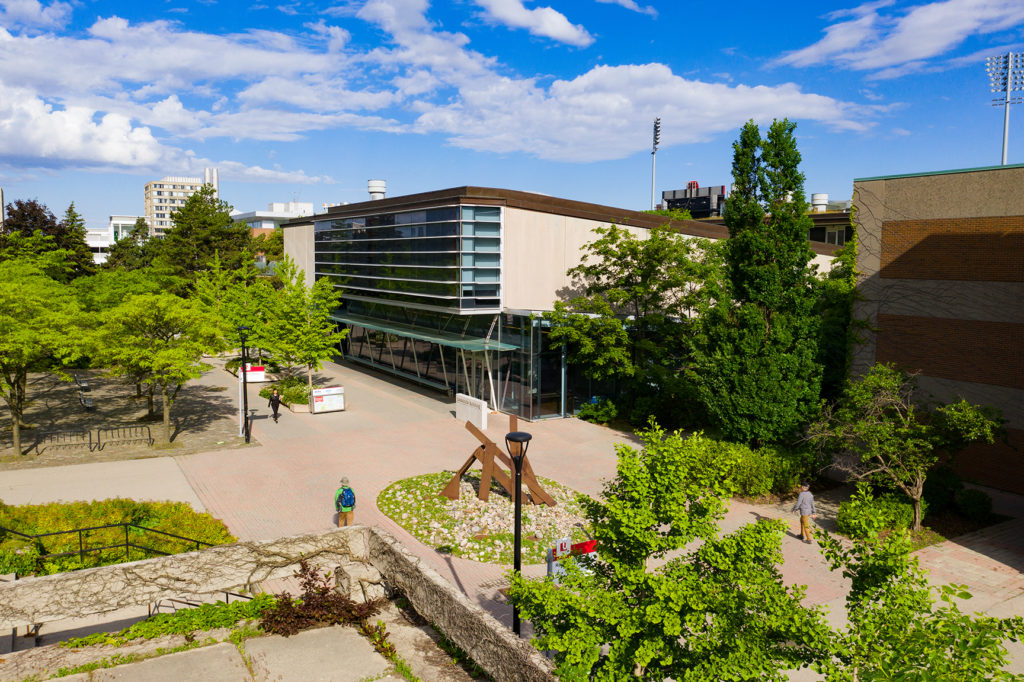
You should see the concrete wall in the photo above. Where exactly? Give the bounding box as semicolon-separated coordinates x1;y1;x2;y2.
283;222;315;287
0;527;555;682
502;207;647;311
852;165;1024;493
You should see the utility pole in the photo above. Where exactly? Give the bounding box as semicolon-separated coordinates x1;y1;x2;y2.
651;117;661;210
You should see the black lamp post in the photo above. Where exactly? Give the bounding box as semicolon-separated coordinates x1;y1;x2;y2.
504;430;532;637
237;326;251;443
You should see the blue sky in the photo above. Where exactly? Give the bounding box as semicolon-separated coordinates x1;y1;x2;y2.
1;0;1022;228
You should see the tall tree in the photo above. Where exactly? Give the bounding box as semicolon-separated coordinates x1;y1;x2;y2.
153;185;250;281
509;424;829;680
546;224;724;423
95;293;222;443
262;258;346;389
0;261;83;454
807;363;1001;530
688;119;822;444
57;203;96;277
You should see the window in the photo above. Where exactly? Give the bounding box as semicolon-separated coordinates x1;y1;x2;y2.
825;229;845;246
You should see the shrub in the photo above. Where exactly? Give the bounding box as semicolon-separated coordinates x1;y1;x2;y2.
577;397;618;425
837;483;927;539
923;466;964;514
955;488;993;523
0;499;235;576
260;561;384;637
730;444;820;499
259;376;314;406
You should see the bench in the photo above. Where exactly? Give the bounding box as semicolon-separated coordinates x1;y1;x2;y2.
35;430;93;454
95;426;154;450
79;391;95;411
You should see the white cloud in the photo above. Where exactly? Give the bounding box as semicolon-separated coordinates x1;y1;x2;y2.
0;0;71;30
594;0;657;18
775;0;1024;77
473;0;594;47
413;64;866;162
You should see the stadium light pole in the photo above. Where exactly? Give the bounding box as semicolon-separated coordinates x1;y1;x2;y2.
987;52;1024;165
651;117;661;210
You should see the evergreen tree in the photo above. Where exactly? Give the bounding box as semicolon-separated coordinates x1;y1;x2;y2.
153;185;250;281
57;203;96;277
105;217;158;272
688;119;822;444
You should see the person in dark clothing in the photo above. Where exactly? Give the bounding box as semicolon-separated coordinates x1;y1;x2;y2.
268;388;282;423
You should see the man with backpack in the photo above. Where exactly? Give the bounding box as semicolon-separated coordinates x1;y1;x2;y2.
335;477;356;527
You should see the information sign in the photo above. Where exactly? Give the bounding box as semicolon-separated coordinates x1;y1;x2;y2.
310;386;345;414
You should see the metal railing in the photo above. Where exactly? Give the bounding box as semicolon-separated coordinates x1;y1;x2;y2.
1;523;214;566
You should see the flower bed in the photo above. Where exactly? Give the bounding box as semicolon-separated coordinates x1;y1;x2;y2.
377;471;591;564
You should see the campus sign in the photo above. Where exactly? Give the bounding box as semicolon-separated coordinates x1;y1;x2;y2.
310;386;345;414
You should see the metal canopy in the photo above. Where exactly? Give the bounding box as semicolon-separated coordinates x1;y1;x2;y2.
331;313;518;352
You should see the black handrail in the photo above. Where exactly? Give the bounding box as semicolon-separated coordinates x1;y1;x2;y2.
0;523;214;566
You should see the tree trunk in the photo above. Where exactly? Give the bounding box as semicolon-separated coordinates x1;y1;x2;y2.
11;404;22;456
911;496;924;531
147;384;156;416
160;384;172;444
911;478;925;531
136;382;142;398
307;366;313;390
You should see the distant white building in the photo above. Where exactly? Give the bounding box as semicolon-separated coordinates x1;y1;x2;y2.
144;168;219;236
85;215;145;265
231;201;314;233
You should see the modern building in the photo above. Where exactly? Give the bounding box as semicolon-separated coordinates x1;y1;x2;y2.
283;185;840;421
231;201;314;237
662;181;729;218
143;168;219;236
851;163;1024;494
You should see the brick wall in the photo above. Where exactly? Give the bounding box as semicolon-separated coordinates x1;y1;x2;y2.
880;216;1024;282
875;314;1024;390
953;428;1024;496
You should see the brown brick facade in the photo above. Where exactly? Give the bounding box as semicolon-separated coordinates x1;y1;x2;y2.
880;215;1024;282
875;314;1024;390
954;428;1024;496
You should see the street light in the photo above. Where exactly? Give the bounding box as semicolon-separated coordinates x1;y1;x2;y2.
986;51;1024;165
237;325;251;443
504;430;532;637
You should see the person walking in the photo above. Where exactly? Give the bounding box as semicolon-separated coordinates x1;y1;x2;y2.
791;482;817;543
335;477;356;527
268;388;282;423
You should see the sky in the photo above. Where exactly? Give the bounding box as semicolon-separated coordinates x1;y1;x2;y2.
1;0;1023;229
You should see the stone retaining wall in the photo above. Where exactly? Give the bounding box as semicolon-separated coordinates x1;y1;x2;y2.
0;527;555;682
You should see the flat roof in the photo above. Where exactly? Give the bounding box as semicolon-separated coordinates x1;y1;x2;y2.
332;312;519;352
854;162;1024;183
286;186;728;241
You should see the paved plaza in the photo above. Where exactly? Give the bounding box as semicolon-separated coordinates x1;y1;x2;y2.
2;359;1022;677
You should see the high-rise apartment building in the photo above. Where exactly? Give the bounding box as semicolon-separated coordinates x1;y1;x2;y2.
143;168;219;235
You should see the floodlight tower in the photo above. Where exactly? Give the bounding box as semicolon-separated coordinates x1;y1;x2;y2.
651;117;661;210
986;52;1024;165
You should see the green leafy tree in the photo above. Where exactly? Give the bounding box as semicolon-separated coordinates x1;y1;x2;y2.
194;252;275;362
0;261;83;454
95;293;222;443
807;363;1001;530
262;258;347;389
153;185;250;282
816;530;1024;680
2;199;93;279
105;217;159;272
546;224;723;422
688;119;822;444
509;424;829;680
252;227;284;265
0;230;73;280
73;268;165;313
643;207;693;221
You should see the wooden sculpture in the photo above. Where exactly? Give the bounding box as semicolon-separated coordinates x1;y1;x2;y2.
439;415;556;507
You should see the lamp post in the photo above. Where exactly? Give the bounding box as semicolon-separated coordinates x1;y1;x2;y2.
987;52;1024;165
504;430;532;636
237;326;251;443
